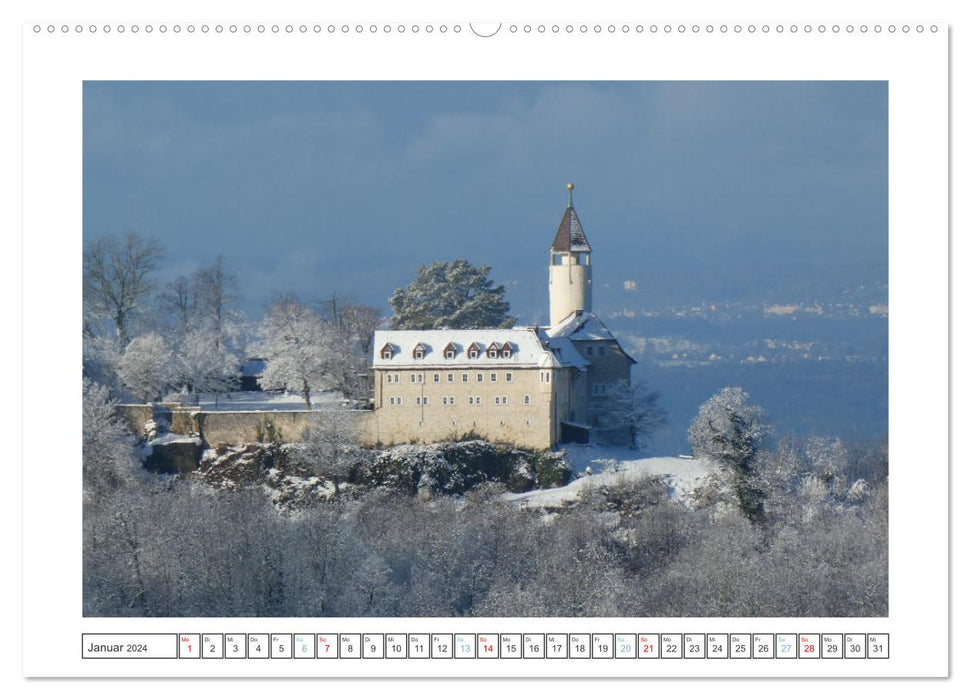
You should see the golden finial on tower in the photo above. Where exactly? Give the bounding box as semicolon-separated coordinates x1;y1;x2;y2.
567;181;575;207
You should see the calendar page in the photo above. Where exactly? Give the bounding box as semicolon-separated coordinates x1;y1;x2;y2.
19;0;950;683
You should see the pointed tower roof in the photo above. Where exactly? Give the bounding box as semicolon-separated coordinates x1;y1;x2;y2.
550;182;591;253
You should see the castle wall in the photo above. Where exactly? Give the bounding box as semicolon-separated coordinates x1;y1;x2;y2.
571;340;636;427
114;405;375;449
371;366;556;450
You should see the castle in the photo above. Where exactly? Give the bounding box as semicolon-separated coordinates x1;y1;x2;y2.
368;184;635;450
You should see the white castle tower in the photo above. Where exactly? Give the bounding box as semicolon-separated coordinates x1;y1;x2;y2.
548;182;593;326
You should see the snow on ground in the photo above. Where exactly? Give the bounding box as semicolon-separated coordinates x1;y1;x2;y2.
149;432;202;446
164;391;348;411
503;443;716;509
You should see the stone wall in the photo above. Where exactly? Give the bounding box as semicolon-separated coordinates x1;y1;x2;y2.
115;404;154;438
115;405;375;448
197;411;316;446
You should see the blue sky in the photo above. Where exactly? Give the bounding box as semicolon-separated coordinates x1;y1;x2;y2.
83;81;888;323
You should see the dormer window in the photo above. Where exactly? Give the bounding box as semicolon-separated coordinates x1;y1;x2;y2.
412;343;427;360
380;342;396;360
467;343;481;360
487;342;502;359
443;342;458;360
501;342;514;359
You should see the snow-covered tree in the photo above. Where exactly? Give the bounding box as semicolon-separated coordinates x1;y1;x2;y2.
83;232;164;346
316;295;382;402
83;333;123;394
390;259;514;330
687;387;771;523
117;333;175;402
292;410;364;496
256;295;332;408
594;381;667;449
82;378;139;505
175;327;240;402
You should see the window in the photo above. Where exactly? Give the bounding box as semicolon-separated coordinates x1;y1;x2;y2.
490;372;498;383
476;373;484;383
599;345;605;356
593;384;600;396
416;396;429;406
586;346;594;356
443;395;455;406
387;373;400;383
413;344;426;360
540;370;551;383
468;395;481;406
410;373;424;383
444;342;458;359
387;396;402;406
447;373;454;383
505;372;513;382
524;394;531;405
433;373;440;383
494;395;508;405
380;342;395;360
468;343;480;359
462;373;469;383
488;349;498;359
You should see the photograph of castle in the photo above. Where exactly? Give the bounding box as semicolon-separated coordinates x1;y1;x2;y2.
82;81;888;618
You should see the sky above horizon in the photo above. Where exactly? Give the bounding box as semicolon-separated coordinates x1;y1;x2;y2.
83;81;888;323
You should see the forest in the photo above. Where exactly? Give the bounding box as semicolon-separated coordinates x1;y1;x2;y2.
83;380;888;618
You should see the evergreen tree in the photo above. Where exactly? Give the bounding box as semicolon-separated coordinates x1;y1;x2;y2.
389;259;514;330
687;387;770;523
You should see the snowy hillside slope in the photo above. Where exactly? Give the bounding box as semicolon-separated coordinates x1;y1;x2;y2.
503;444;715;509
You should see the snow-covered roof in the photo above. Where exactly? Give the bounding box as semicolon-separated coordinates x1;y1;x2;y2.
543;311;616;341
550;206;591;253
545;336;591;370
373;328;585;369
